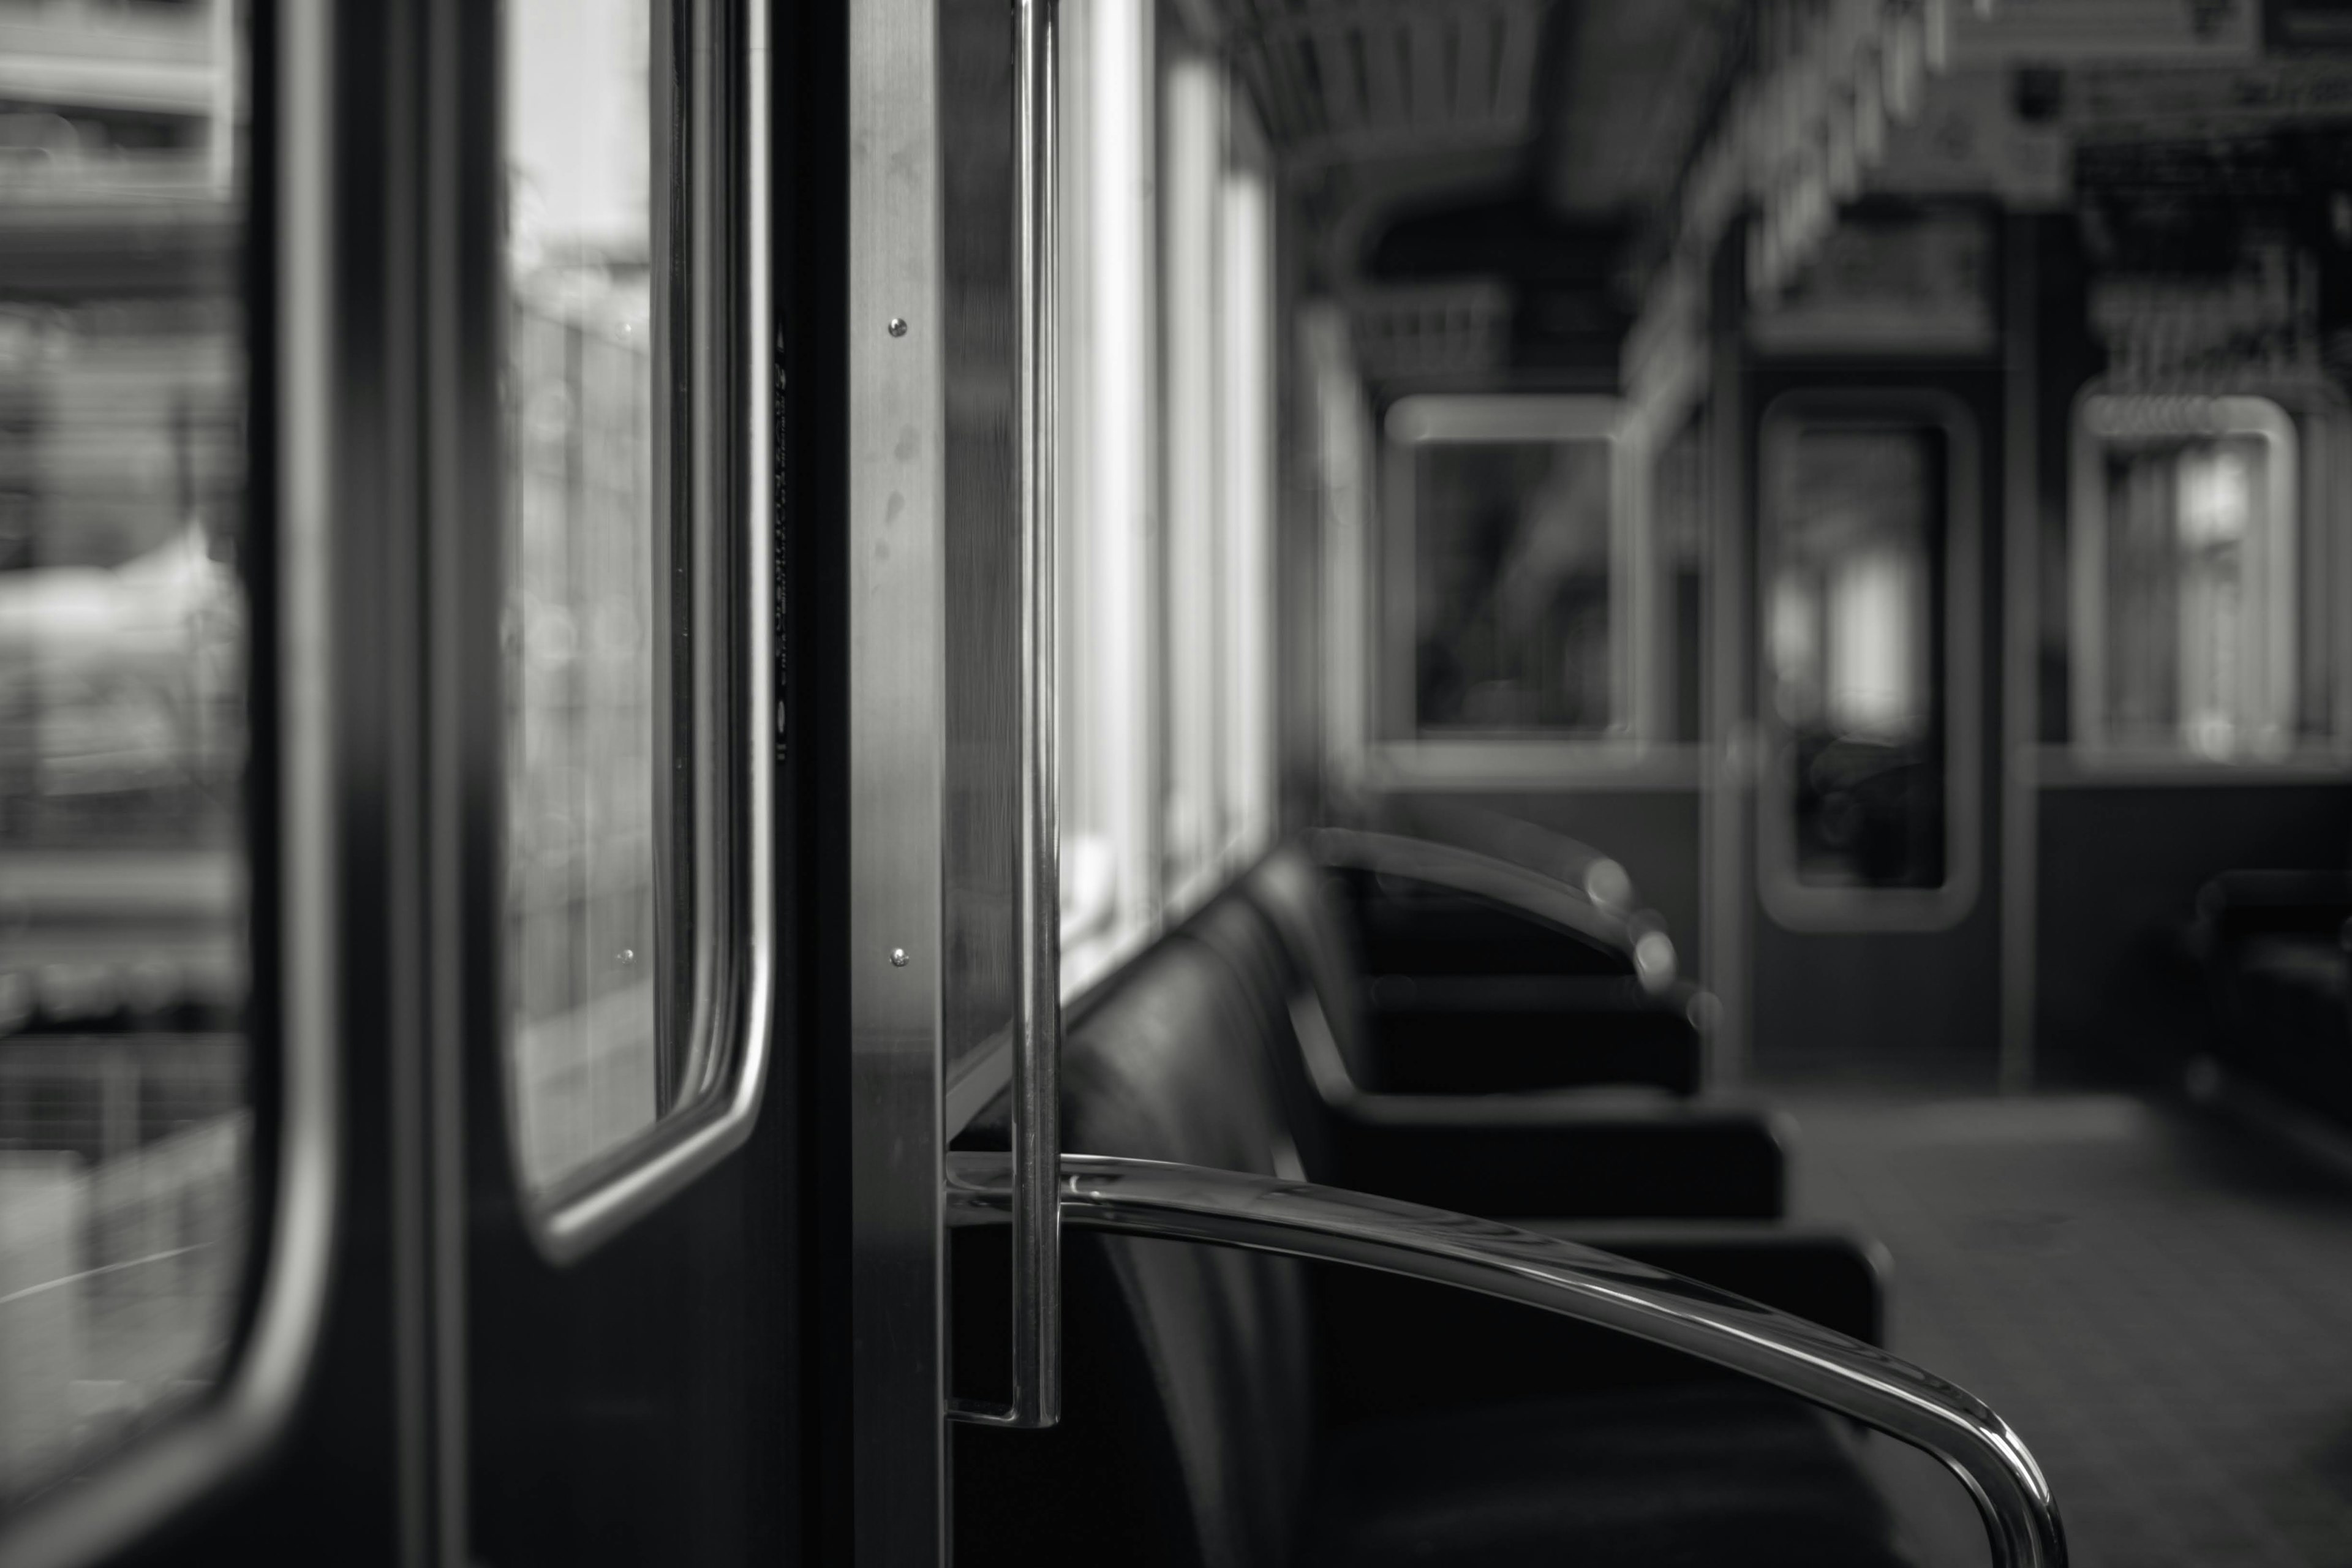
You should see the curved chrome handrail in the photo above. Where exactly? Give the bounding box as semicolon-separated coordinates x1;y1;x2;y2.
946;1151;2065;1568
1310;826;1678;992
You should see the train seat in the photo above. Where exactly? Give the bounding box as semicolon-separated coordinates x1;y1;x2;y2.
954;922;1910;1567
1304;828;1707;1097
2194;870;2352;1125
1231;842;1795;1221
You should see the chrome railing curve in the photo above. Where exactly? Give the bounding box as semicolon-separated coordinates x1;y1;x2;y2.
946;1151;2065;1568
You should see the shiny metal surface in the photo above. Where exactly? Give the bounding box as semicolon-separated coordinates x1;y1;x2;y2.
946;0;1065;1437
1310;825;1672;987
848;0;949;1552
947;1152;2067;1568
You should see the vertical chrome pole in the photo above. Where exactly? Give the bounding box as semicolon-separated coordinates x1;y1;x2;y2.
949;0;1063;1433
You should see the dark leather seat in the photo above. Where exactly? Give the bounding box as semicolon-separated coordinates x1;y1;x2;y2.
1306;828;1708;1097
952;898;1912;1568
2193;870;2352;1124
1236;844;1798;1222
1304;1386;1902;1568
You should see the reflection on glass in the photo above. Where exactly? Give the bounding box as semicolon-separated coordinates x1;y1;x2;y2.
1766;428;1947;889
503;0;661;1193
2076;397;2297;760
0;0;251;1508
1411;439;1614;733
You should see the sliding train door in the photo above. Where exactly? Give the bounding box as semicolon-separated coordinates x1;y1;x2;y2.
0;5;826;1566
1733;216;2009;1077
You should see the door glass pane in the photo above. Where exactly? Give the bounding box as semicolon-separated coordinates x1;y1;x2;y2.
1765;426;1948;890
1409;439;1616;734
502;0;663;1193
0;1;252;1507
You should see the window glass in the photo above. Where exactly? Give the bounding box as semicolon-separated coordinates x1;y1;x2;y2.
0;0;251;1507
1401;436;1618;736
1764;425;1949;891
502;0;665;1194
1055;0;1157;994
1054;2;1277;995
1159;46;1224;908
2072;395;2304;760
1216;102;1275;866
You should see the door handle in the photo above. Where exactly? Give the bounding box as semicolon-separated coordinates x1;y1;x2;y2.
948;0;1061;1432
948;1152;2067;1567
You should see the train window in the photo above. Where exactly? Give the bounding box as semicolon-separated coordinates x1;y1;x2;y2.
1380;396;1629;742
2070;394;2315;760
1055;0;1156;992
1217;99;1277;876
1758;401;1980;929
0;2;252;1510
1158;43;1229;910
501;0;684;1199
1053;7;1278;992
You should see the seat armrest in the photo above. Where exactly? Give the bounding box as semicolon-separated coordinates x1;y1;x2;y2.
947;1153;2064;1568
1314;1222;1887;1423
1325;1096;1791;1219
1525;1221;1887;1344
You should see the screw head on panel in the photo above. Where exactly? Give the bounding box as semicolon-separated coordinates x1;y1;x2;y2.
888;317;908;337
890;947;910;968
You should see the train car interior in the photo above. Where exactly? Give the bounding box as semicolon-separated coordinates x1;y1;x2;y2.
13;1;2352;1566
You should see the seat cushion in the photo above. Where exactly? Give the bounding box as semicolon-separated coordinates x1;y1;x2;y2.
1300;1385;1914;1568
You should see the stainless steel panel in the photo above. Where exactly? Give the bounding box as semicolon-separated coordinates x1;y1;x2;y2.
850;0;949;1556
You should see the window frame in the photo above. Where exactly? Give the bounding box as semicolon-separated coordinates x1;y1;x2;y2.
493;0;774;1264
1362;393;1664;786
2064;388;2347;775
1754;388;1984;935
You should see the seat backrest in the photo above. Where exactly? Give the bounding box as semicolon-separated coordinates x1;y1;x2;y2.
1180;887;1339;1183
954;934;1316;1568
1241;844;1382;1089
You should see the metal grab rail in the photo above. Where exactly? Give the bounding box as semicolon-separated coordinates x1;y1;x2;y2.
950;0;1061;1432
946;1151;2067;1568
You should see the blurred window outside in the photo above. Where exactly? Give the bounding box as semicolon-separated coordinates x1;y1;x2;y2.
1056;2;1276;997
501;0;666;1196
0;0;253;1513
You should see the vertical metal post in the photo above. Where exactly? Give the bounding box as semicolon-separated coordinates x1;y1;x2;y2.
949;0;1062;1433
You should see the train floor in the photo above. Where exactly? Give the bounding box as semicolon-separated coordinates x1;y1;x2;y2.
1775;1087;2352;1568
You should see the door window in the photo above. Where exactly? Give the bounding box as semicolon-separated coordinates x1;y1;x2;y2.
1757;400;1980;930
502;0;667;1196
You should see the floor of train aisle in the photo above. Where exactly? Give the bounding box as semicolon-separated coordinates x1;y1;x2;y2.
1775;1088;2352;1568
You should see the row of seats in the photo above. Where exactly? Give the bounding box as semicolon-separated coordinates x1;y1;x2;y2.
953;840;1913;1566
